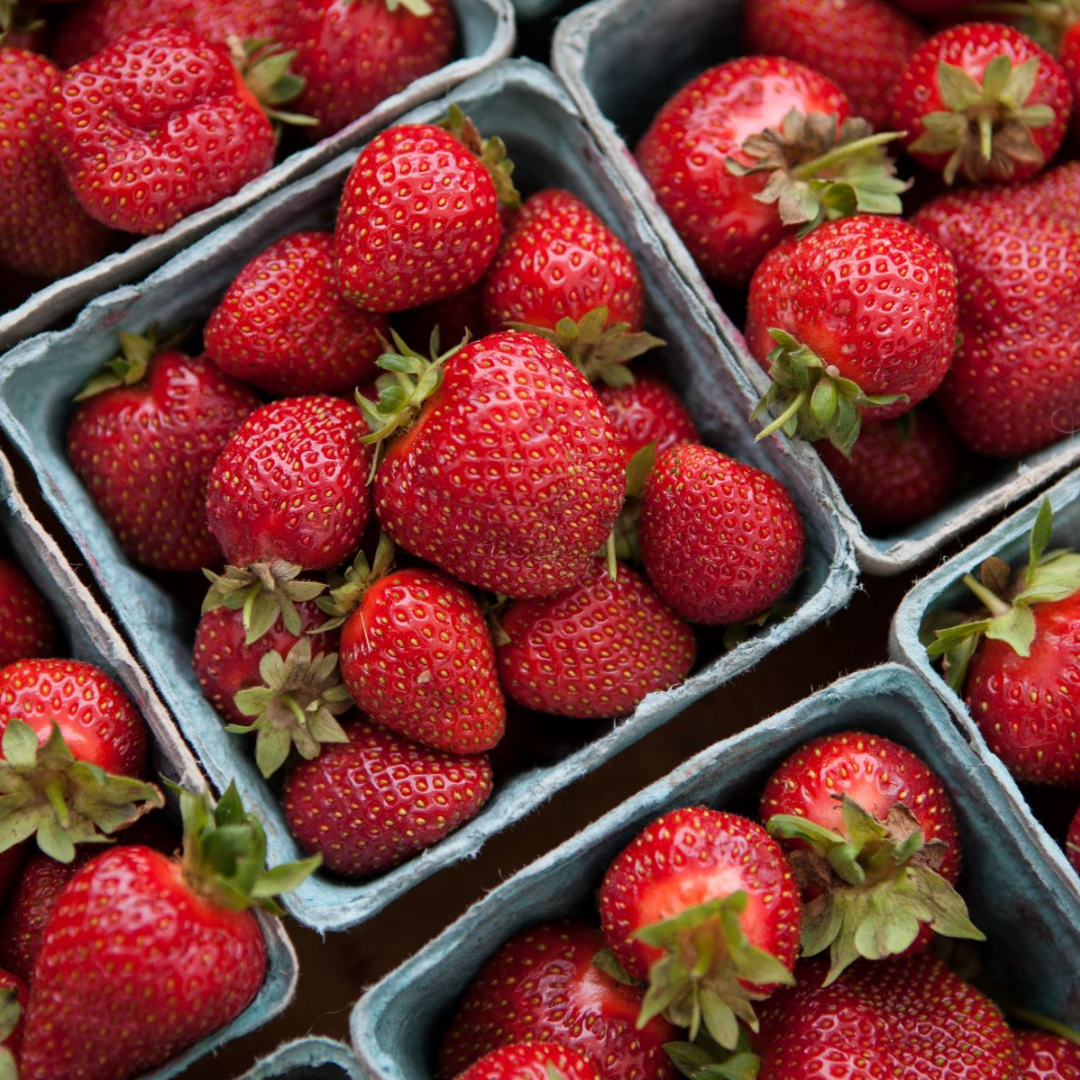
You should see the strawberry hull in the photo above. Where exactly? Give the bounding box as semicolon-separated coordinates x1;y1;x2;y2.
552;0;1080;576
0;60;855;932
239;1038;362;1080
0;450;298;1080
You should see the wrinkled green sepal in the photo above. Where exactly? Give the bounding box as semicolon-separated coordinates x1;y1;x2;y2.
315;533;395;630
438;104;521;209
73;325;182;401
235;38;316;131
665;1028;760;1080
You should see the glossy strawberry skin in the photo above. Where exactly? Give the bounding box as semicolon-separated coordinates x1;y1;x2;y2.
0;49;111;280
638;444;805;626
454;1043;601;1080
1017;1031;1080;1079
482;188;645;333
597;372;699;464
206;395;372;571
438;921;679;1080
496;559;695;720
373;331;625;600
599;807;801;985
46;26;277;235
19;845;266;1080
336;124;502;313
635;57;849;287
0;558;57;668
745;215;958;421
68;350;261;573
282;719;492;878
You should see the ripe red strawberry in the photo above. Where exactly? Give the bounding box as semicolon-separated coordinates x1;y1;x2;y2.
816;409;963;533
893;23;1071;184
205;231;389;397
1018;1031;1080;1078
0;49;112;280
336;111;518;313
67;332;261;572
282;718;492;878
761;731;979;983
597;372;699;464
495;559;695;720
0;558;56;667
744;0;924;132
18;783;316;1080
46;26;278;235
0;968;27;1069
363;330;625;599
454;1043;600;1080
438;921;679;1080
746;215;958;452
638;444;804;626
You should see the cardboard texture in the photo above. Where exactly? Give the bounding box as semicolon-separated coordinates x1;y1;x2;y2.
0;0;514;353
237;1038;362;1080
352;664;1080;1079
0;450;298;1080
551;0;1080;575
0;60;856;932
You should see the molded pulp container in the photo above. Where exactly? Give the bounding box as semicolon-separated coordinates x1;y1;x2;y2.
0;450;298;1080
237;1038;362;1080
351;664;1080;1080
890;469;1080;903
0;60;857;933
551;0;1080;575
0;0;514;353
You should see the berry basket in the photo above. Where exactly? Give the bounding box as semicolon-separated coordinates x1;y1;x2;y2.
0;59;857;933
0;448;298;1080
237;1038;362;1080
551;0;1080;576
0;0;514;354
351;663;1080;1079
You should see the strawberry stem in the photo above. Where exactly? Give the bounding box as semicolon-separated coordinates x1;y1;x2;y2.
961;572;1011;618
43;779;72;830
754;390;808;441
791;130;905;181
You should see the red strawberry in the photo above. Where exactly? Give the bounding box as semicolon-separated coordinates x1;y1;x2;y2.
46;26;278;235
746;215;958;452
282;718;492;878
744;0;924;132
893;23;1071;184
495;559;695;721
1063;21;1080;143
438;921;679;1080
0;558;56;667
67;332;261;572
1017;1031;1080;1078
638;444;804;626
391;283;487;351
204;231;389;397
0;968;26;1069
597;372;699;464
0;49;111;279
816;409;963;533
336;111;518;313
454;1043;600;1080
761;731;979;983
18;783;316;1080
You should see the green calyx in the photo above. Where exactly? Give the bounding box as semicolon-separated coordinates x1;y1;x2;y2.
750;329;906;455
1010;0;1080;53
0;0;43;38
910;55;1058;184
438;104;521;209
315;533;396;631
0;987;18;1080
383;0;435;13
610;443;657;565
508;305;665;388
231;37;316;131
634;892;794;1052
727;109;909;235
926;498;1080;690
202;559;328;647
228;639;352;780
767;795;984;986
0;720;164;864
174;779;320;915
665;1028;761;1080
73;324;184;402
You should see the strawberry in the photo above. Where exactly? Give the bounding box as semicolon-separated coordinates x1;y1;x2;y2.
0;968;26;1072
1017;1031;1080;1078
18;783;317;1080
743;0;924;132
597;372;699;464
893;23;1071;184
746;214;958;452
454;1044;600;1080
495;559;695;721
336;109;519;313
0;557;56;667
0;48;112;280
438;921;679;1080
67;330;261;573
359;330;625;599
637;443;804;626
391;283;487;351
816;409;963;533
761;731;980;984
282;718;492;878
204;230;389;397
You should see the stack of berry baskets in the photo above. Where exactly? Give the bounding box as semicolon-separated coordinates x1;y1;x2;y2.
0;0;514;352
0;448;301;1079
553;0;1080;575
238;1038;362;1080
352;664;1080;1080
0;60;856;932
